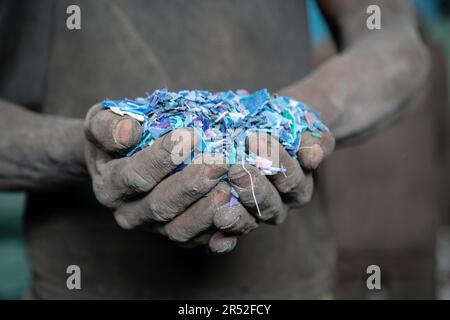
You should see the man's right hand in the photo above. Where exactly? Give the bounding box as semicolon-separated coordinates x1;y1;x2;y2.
84;104;258;253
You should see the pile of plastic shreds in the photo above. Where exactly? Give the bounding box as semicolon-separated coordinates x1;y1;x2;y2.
102;88;328;207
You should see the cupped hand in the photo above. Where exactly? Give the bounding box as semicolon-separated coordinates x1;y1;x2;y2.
84;104;258;253
227;130;335;225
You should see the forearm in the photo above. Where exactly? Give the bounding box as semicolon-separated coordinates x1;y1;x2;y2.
0;99;88;191
281;28;429;142
280;0;430;143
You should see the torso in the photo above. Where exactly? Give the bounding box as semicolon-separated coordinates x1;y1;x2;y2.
3;0;334;298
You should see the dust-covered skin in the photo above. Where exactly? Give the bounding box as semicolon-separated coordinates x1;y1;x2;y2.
79;0;430;252
281;0;430;144
0;98;87;190
83;103;334;252
228;131;334;225
85;104;242;252
0;0;429;255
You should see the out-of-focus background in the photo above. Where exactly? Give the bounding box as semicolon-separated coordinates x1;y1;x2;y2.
313;0;450;299
0;193;28;299
0;0;449;299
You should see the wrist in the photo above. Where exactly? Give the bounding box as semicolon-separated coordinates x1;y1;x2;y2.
38;114;88;183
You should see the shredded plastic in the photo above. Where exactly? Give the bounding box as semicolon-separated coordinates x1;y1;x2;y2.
102;88;327;161
102;88;329;207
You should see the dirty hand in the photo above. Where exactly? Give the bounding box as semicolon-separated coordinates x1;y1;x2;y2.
227;131;335;225
84;105;258;253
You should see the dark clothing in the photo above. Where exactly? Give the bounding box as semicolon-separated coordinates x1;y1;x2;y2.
0;0;335;298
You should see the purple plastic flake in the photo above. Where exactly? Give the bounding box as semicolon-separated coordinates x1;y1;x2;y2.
229;196;240;207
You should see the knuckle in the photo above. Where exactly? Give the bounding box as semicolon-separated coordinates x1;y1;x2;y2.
121;164;157;193
185;178;210;199
92;177;119;208
147;152;174;174
190;182;203;196
149;200;172;222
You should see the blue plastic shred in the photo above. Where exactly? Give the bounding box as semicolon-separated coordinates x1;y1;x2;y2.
101;88;329;174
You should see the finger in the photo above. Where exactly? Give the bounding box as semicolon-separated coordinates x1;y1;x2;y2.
297;131;335;170
85;138;113;177
126;221;215;249
85;104;142;153
209;231;238;254
213;202;258;234
281;173;315;208
93;128;199;207
161;183;231;243
247;132;307;194
174;230;237;253
247;132;315;207
176;232;214;249
113;153;228;228
228;164;286;224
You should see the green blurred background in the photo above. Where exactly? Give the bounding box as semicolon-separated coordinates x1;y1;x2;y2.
0;193;30;299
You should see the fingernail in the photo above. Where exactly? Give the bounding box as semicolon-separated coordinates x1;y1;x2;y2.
210;234;237;253
115;118;138;148
215;238;237;253
216;245;232;253
212;184;231;204
300;144;324;169
214;209;240;229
